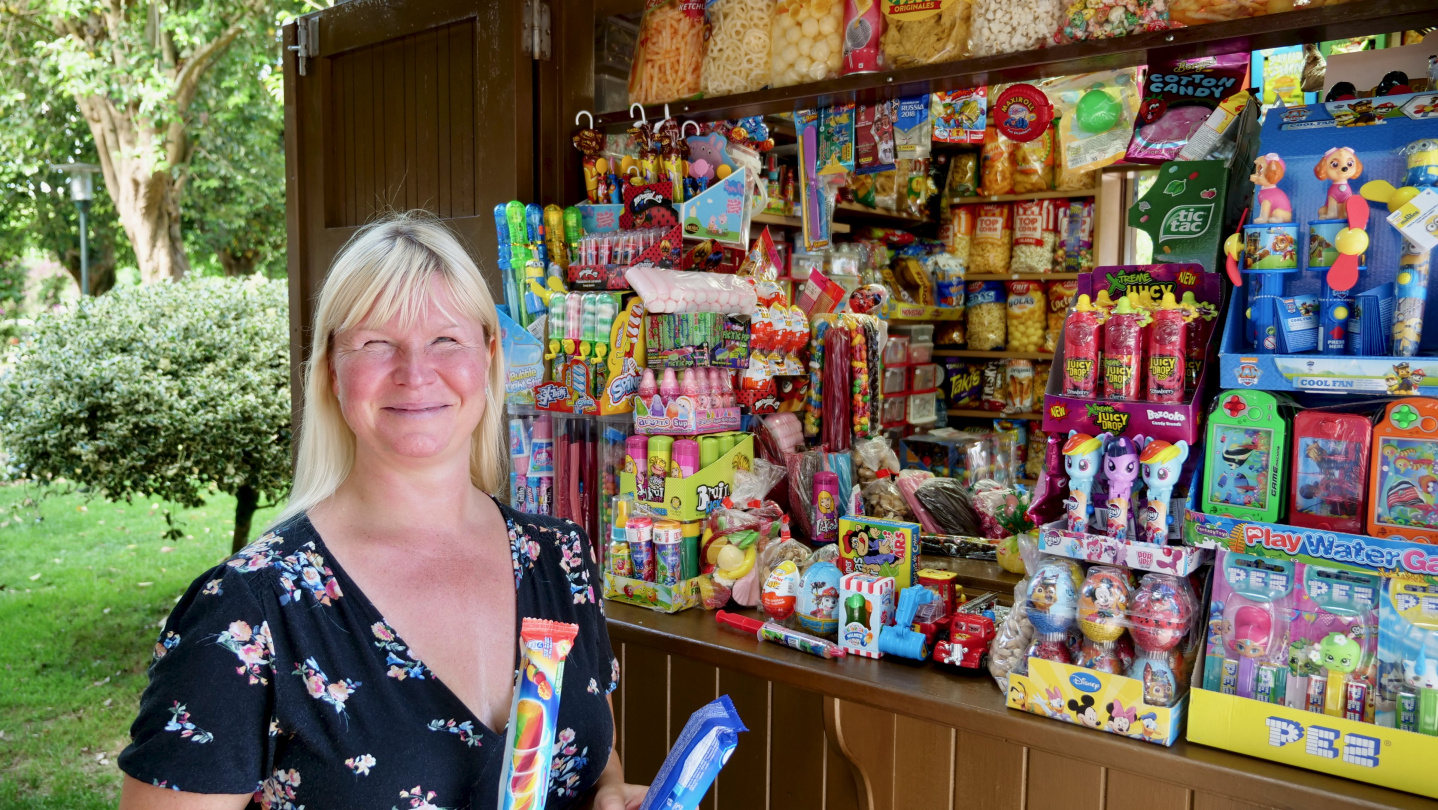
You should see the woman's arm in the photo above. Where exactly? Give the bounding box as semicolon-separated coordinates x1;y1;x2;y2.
118;776;252;810
591;695;646;810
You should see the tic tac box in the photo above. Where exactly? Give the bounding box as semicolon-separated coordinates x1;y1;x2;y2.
838;516;919;591
838;573;894;660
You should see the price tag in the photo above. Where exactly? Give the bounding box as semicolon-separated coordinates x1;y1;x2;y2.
1387;187;1438;252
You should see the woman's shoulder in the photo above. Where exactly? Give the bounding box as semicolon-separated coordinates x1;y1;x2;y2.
215;514;344;609
494;499;590;546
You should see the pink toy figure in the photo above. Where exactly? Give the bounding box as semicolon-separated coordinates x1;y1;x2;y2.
1228;602;1275;700
1102;437;1141;540
1314;147;1364;220
1250;154;1292;224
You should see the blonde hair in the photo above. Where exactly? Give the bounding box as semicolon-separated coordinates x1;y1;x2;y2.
272;211;508;528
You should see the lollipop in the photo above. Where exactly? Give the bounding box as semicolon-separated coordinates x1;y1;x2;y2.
1078;566;1130;643
1139;439;1189;545
1063;431;1108;533
1101;437;1140;540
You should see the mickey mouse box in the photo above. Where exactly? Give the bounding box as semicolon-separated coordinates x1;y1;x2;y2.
1007;658;1187;746
838;516;919;592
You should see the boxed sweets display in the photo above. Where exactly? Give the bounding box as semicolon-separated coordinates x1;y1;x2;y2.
1216;91;1438;393
1182;511;1438;797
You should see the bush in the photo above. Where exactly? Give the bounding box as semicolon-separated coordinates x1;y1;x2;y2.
0;276;291;550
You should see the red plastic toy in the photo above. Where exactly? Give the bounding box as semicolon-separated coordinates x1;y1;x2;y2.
934;613;996;670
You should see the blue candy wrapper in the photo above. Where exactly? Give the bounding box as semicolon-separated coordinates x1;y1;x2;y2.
639;695;746;810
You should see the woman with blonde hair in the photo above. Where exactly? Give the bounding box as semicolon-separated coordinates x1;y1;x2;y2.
117;212;643;810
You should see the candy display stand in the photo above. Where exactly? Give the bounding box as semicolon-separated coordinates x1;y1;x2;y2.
632;393;742;436
603;572;703;614
534;296;646;415
1182;509;1438;797
619;434;754;522
1038;522;1210;576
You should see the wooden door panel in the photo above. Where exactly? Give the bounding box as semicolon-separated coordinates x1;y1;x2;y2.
1028;750;1103;810
1106;770;1190;810
954;730;1024;810
716;670;768;810
770;682;826;810
621;643;670;788
893;715;954;810
1192;795;1274;810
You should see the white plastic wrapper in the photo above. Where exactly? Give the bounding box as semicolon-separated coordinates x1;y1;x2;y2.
625;266;759;314
969;0;1062;56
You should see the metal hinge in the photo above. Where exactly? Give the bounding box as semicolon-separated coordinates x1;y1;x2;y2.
289;16;319;76
522;0;551;61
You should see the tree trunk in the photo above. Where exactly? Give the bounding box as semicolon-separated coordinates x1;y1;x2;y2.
61;243;118;296
219;249;257;277
232;483;259;554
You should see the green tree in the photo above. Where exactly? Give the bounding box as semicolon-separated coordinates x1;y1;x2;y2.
0;277;292;551
2;0;272;282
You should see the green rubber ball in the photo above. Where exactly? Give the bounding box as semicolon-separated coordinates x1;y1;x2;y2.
1074;89;1121;135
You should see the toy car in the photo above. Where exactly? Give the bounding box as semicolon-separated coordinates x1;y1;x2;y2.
933;612;996;670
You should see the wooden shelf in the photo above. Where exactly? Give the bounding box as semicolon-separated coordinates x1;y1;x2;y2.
752;212;851;234
885;303;963;322
934;349;1054;361
834;202;929;227
966;272;1079;281
595;1;1435;127
952;188;1096;205
947;409;1041;420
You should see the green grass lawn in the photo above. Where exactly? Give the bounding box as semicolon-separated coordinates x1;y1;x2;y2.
0;483;279;809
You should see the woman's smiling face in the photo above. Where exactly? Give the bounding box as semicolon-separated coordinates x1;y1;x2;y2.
331;277;493;464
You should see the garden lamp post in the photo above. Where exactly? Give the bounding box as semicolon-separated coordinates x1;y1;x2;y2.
51;163;101;296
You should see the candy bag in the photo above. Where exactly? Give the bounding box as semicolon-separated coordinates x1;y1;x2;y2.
628;0;706;105
1040;69;1141;172
861;469;913;522
988;576;1035;689
895;469;942;534
913;476;981;536
1128;54;1249;164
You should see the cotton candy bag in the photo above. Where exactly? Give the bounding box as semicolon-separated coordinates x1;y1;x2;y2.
1127;54;1249;164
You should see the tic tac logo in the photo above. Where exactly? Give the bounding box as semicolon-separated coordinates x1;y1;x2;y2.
1266;717;1381;768
1158;203;1214;242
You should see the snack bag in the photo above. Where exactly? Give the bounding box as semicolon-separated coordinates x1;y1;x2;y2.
1009;201;1055;275
1056;0;1168;42
1012;127;1054;193
1053;123;1097;191
1005;281;1047;352
969;0;1063;56
1128;54;1249;164
931;88;987;145
981;360;1006;411
945;359;984;408
978;124;1014;195
945;153;979;199
629;0;706;105
1033;361;1051;398
1061;200;1094;274
1005;359;1035;413
966;281;1007;350
770;0;845;88
970;204;1012;275
1170;0;1268;27
1045;280;1079;353
881;0;972;68
1040;69;1141;172
701;0;776;96
946;205;975;264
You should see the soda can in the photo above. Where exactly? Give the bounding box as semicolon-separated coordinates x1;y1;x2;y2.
627;517;655;582
841;0;882;75
653;520;684;587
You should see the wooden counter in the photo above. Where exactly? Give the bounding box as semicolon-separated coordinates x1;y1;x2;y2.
605;600;1438;810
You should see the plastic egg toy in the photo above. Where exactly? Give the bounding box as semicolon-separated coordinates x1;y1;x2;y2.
1026;560;1079;636
1077;639;1123;674
1026;633;1072;665
1128;573;1194;653
1078;566;1130;644
1128;652;1179;707
795;561;841;637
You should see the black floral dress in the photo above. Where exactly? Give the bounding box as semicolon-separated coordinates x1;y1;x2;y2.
118;502;619;810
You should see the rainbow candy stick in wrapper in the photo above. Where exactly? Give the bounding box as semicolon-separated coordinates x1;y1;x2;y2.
640;695;747;810
499;618;577;810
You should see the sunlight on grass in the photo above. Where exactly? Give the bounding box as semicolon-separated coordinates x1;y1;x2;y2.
0;483;280;807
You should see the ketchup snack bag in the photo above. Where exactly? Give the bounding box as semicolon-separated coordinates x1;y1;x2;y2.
498;618;578;810
641;695;747;810
1127;54;1248;164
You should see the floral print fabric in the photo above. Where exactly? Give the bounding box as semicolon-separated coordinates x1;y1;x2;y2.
118;503;618;809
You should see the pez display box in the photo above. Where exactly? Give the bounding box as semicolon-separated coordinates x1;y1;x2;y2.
838;516;919;591
619;433;754;522
1043;264;1224;448
1182;510;1438;796
839;573;895;659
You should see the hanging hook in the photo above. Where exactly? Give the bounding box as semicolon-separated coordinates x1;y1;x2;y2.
628;103;648;125
682;120;700;137
575;110;595;129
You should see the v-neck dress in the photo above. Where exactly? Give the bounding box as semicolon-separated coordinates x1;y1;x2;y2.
117;503;618;810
